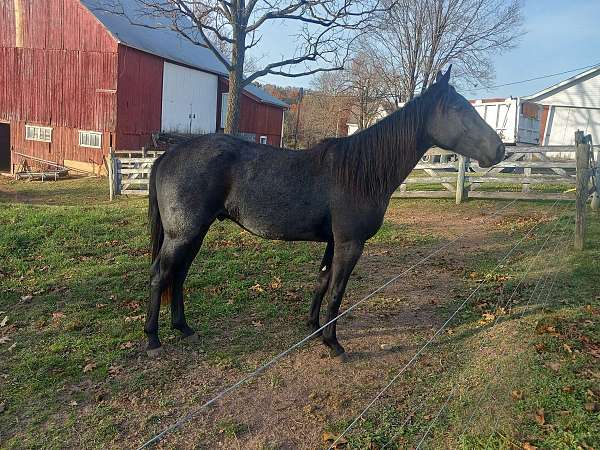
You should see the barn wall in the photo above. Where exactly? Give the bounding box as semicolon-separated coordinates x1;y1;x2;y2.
217;78;284;146
116;45;163;150
544;106;600;147
536;72;600;109
0;0;118;168
161;62;218;134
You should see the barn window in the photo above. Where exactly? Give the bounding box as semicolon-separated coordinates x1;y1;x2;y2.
221;93;229;129
25;125;52;143
259;136;268;144
78;130;102;148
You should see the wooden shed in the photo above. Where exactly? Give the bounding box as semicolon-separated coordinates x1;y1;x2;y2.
0;0;287;175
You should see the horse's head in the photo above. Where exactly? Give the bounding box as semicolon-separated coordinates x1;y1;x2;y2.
424;66;505;168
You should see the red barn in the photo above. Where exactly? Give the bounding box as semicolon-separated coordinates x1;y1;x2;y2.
0;0;287;175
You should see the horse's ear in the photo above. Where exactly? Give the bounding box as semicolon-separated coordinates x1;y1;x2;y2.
435;70;444;83
441;64;452;84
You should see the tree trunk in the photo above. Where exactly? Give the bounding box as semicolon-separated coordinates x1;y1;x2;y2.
224;22;246;135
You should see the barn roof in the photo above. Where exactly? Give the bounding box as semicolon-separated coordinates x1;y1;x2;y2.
81;0;287;108
522;65;600;102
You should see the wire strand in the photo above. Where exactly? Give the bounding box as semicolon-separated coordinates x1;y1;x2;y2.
327;200;557;449
135;200;517;449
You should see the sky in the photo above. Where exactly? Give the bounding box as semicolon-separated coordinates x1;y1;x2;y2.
254;0;600;99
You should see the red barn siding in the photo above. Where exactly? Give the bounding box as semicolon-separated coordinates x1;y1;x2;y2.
0;0;118;169
218;78;284;146
115;45;163;150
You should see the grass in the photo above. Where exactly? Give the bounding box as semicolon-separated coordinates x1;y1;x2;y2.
0;176;598;449
323;208;600;449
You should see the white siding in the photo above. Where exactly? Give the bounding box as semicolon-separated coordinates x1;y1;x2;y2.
537;73;600;109
161;62;218;134
544;106;600;157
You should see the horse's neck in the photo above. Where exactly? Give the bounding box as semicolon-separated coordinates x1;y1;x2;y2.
367;105;432;196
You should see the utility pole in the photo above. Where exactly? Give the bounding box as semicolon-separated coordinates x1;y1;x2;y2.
292;87;304;149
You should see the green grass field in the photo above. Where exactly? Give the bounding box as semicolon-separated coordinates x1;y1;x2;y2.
0;177;598;449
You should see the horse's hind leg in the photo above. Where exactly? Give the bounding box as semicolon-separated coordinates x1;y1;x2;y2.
145;233;204;353
307;240;334;335
170;227;211;339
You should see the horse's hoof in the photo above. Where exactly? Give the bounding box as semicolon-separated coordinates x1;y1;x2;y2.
183;332;199;343
146;346;163;358
332;352;349;363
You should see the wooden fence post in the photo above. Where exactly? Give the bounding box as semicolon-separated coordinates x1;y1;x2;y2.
591;136;599;210
456;155;468;204
108;147;114;201
575;131;589;250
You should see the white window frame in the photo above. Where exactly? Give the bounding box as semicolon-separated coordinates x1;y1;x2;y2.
25;125;52;143
259;136;268;144
78;130;102;149
220;92;229;129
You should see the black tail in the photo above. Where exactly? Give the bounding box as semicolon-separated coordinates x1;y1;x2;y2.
149;154;171;305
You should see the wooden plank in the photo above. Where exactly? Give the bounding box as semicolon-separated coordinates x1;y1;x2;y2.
121;189;149;195
468;191;575;201
121;178;150;185
120;168;152;174
467;176;574;185
392;190;455;199
472;161;576;169
117;157;158;163
455;155;467;204
414;163;458;170
403;177;457;184
422;169;455;191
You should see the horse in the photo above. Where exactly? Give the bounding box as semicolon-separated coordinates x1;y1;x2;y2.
144;66;505;359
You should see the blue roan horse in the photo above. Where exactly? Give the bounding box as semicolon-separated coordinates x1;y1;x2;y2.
145;67;505;358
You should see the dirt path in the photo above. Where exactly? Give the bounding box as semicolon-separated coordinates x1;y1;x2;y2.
66;202;558;450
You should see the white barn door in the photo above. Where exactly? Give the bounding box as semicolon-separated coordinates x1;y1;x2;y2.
161;62;218;134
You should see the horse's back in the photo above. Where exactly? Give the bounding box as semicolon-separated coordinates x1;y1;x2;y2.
154;134;332;241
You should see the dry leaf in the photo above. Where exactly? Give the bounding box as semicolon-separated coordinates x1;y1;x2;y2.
20;295;32;303
119;341;134;350
0;316;7;327
547;362;561;372
584;402;599;412
534;408;545;425
563;343;573;354
562;386;574;393
269;277;282;289
125;314;144;322
252;320;263;328
69;400;78;406
522;443;537;450
534;343;546;352
511;390;524;401
108;365;123;376
83;362;97;373
95;303;107;309
250;283;265;294
52;312;66;320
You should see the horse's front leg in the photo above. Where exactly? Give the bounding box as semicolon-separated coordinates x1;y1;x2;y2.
322;240;365;358
307;240;334;335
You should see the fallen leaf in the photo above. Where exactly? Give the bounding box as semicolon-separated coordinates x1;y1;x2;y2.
20;295;32;303
522;443;537;450
250;283;264;294
108;365;123;376
546;362;561;372
269;277;282;289
119;341;134;350
0;316;7;327
125;314;144;322
252;320;263;328
563;343;573;354
584;402;599;412
511;390;524;401
534;343;546;352
534;408;545;425
95;303;107;309
69;400;78;406
82;362;97;373
8;342;16;351
562;386;574;393
52;312;66;320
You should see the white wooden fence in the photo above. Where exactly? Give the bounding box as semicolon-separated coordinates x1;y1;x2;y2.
108;140;599;206
394;141;599;203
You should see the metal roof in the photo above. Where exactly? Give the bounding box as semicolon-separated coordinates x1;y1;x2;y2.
81;0;287;108
522;65;600;102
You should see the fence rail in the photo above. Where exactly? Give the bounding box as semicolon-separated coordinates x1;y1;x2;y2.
392;143;600;203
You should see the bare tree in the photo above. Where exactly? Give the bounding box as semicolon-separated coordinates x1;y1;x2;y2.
372;0;523;103
103;0;382;134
